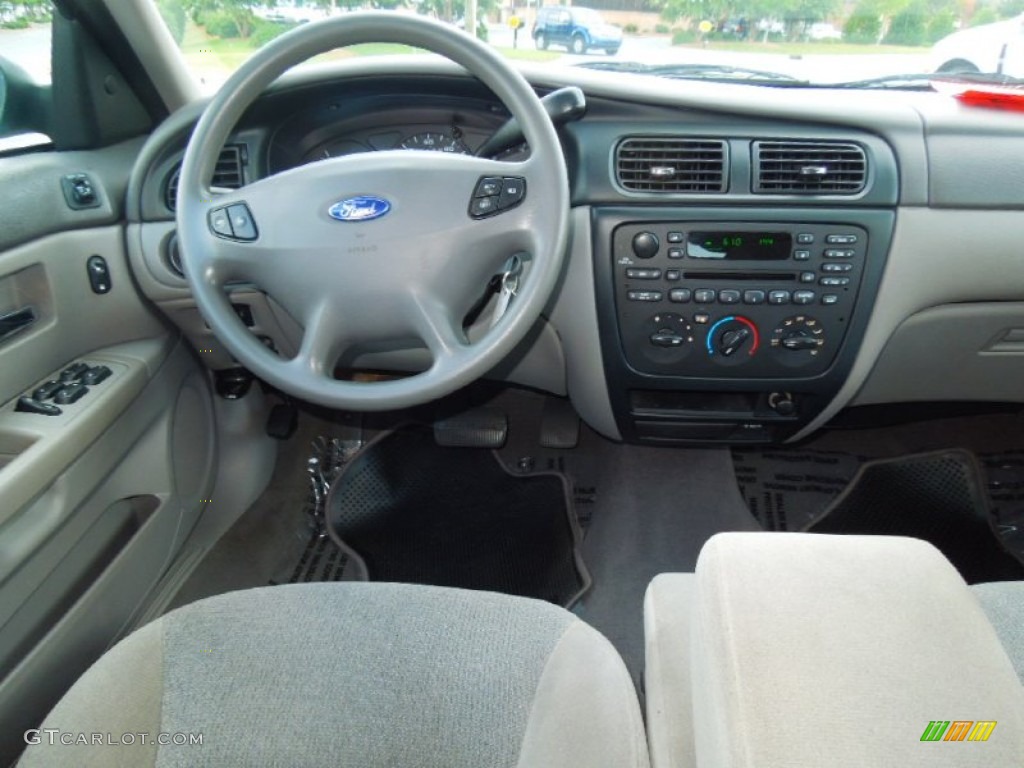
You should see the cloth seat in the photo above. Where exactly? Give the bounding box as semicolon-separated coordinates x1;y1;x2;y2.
973;580;1024;682
19;582;649;768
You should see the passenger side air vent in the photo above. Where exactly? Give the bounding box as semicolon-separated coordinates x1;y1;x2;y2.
753;141;867;195
164;144;247;211
616;137;727;193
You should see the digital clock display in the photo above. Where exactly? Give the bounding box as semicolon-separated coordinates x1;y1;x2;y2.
686;232;792;260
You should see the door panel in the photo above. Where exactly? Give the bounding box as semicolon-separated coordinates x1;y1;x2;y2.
0;142;216;763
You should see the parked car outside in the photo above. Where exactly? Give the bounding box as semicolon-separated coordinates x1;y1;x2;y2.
931;13;1024;75
533;6;622;55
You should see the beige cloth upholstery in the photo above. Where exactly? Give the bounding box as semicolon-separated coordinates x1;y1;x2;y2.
646;533;1024;768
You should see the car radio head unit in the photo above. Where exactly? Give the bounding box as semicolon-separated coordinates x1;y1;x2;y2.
686;231;792;260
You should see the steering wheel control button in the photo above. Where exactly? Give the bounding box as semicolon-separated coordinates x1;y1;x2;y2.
768;290;791;305
743;290;766;305
210;208;233;238
625;268;661;280
498;177;526;209
54;384;88;405
16;396;62;416
631;232;659;259
474;177;502;197
669;288;692;303
470;196;499;217
227;204;258;241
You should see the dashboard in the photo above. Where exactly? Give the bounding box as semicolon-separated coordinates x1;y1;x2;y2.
124;59;1024;446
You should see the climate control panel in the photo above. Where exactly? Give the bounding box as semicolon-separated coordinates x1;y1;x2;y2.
612;221;866;378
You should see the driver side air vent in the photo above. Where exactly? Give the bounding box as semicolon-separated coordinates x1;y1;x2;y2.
616;137;727;193
164;144;247;212
753;141;867;195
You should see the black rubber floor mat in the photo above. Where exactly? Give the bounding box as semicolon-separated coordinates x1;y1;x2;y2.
805;450;1024;583
325;426;590;607
269;532;349;585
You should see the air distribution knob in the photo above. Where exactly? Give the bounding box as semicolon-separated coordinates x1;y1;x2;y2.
632;231;659;259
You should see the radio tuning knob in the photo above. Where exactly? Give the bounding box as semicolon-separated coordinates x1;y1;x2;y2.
632;231;659;259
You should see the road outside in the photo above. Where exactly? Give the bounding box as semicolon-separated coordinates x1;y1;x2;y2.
0;19;930;91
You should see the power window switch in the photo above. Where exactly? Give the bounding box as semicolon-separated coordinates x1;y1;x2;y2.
16;396;62;416
54;385;88;405
33;380;63;401
81;365;112;385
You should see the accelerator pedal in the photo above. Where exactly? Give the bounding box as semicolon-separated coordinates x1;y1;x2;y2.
540;397;580;449
433;407;508;448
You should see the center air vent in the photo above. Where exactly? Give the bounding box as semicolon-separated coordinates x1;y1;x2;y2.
753;141;867;195
164;144;247;211
616;137;727;193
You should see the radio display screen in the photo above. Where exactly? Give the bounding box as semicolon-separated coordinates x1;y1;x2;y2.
686;232;792;260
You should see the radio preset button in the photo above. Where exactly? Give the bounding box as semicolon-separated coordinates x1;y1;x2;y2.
822;294;840;305
665;269;682;282
796;233;815;244
667;231;684;243
669;288;692;303
743;290;766;305
626;268;662;279
793;290;816;305
826;234;858;245
768;290;791;305
627;290;663;302
694;289;716;304
719;289;741;304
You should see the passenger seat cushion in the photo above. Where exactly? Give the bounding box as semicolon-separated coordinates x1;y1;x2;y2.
973;581;1024;683
685;533;1024;768
20;582;648;768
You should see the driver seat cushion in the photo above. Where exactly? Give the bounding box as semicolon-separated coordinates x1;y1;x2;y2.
19;582;648;768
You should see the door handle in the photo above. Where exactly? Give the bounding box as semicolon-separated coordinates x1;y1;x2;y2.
0;306;36;344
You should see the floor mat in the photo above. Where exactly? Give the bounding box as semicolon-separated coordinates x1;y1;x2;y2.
805;450;1024;583
325;425;590;607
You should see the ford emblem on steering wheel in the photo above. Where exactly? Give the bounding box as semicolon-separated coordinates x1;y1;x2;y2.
329;195;392;222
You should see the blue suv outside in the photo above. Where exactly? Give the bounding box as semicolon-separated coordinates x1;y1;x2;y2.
533;7;623;55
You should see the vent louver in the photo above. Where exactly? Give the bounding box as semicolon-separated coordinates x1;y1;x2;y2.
753;141;867;195
164;144;246;211
616;137;727;193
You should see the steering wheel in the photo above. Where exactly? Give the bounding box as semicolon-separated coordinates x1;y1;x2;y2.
177;13;569;410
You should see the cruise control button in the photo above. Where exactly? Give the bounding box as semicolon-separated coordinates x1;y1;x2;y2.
625;268;662;280
718;289;740;304
793;250;810;261
694;289;716;304
627;290;662;302
768;290;791;305
799;271;817;283
667;231;684;243
743;290;766;305
667;247;684;260
822;294;840;305
470;196;499;217
498;177;526;210
793;290;816;305
669;288;692;303
209;208;233;238
665;269;681;282
826;234;858;244
474;176;502;197
227;204;257;241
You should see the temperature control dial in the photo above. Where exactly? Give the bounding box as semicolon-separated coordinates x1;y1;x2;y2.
706;316;760;366
770;315;825;367
642;312;694;365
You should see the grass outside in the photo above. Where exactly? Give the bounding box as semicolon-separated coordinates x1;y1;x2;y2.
676;40;927;56
179;21;557;82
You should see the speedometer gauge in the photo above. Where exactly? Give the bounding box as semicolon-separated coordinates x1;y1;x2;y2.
399;132;470;154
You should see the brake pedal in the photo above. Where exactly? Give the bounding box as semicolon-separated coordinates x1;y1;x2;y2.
540;397;580;449
434;407;508;448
